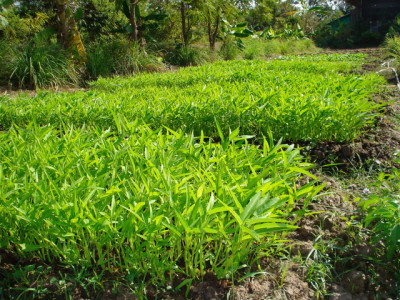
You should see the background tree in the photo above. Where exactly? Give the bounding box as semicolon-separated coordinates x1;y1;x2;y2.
179;0;197;45
113;0;143;42
50;0;87;60
202;0;233;50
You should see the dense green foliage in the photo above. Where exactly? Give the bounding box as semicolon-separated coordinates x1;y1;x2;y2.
360;170;400;260
315;21;384;49
386;36;400;64
0;0;349;88
0;114;323;285
0;53;383;287
0;54;384;143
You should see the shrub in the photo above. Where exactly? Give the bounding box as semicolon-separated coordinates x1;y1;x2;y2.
85;40;119;79
386;36;400;63
8;41;79;89
359;170;400;260
86;39;164;79
123;43;165;74
243;39;264;60
165;44;208;67
0;40;16;87
315;21;386;49
263;39;281;57
219;38;242;61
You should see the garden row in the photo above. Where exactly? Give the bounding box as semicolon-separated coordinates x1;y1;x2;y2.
1;54;384;143
0;54;387;292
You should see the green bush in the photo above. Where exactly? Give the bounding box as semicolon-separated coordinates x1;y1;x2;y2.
315;21;386;49
263;39;281;57
0;40;15;87
85;40;120;79
219;38;242;61
8;41;79;89
243;39;264;60
386;36;400;63
122;43;165;74
165;44;208;66
86;39;164;79
359;170;400;260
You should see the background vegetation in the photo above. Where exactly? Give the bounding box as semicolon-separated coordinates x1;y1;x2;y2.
0;0;351;89
2;0;400;298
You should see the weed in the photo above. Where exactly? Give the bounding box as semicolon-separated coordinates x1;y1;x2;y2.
86;39;164;79
165;44;208;66
386;36;400;64
359;170;400;260
9;41;79;89
219;38;242;61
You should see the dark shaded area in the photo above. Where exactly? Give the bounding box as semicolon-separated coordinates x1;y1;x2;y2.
316;1;400;48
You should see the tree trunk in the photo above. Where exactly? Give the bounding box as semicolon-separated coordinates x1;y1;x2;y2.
207;9;220;51
207;11;212;48
181;1;189;45
129;0;138;42
54;0;86;62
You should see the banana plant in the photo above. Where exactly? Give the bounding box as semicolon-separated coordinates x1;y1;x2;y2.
221;19;254;38
52;0;87;62
220;19;254;50
259;24;307;40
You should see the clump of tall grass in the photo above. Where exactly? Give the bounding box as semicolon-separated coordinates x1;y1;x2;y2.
165;44;208;66
219;38;242;61
0;40;15;87
386;36;400;63
1;35;79;90
9;42;79;89
241;38;319;60
263;39;318;58
243;38;264;60
86;40;164;79
0;120;322;284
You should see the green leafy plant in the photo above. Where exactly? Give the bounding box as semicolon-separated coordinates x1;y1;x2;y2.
0;0;15;27
9;40;79;89
165;44;208;67
0;54;384;142
0;120;321;285
86;39;164;79
219;37;242;60
386;36;400;64
0;39;15;86
386;14;400;39
359;171;400;259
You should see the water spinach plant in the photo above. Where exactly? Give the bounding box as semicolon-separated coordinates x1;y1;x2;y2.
0;54;385;143
0;121;322;284
0;53;386;293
